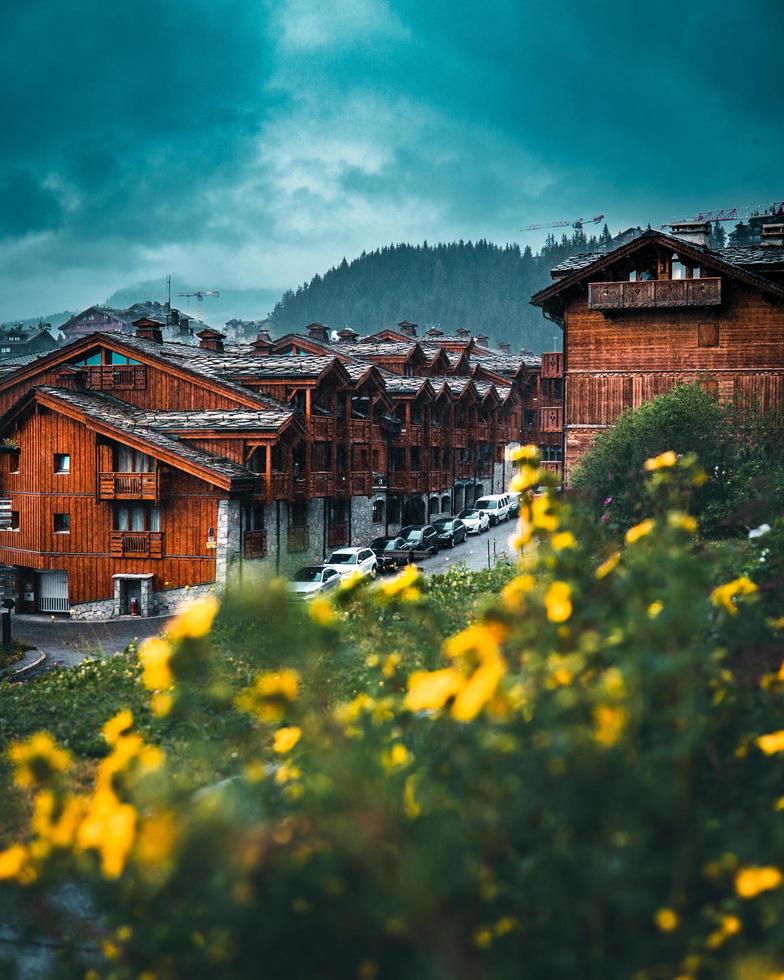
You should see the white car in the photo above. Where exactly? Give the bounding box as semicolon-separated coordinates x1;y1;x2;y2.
458;508;491;534
288;565;341;600
323;547;378;579
474;494;512;525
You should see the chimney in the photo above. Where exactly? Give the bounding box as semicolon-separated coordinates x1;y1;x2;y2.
337;327;359;342
476;334;489;345
761;223;784;246
197;328;225;353
133;317;163;344
498;341;511;353
398;320;417;337
251;329;273;355
306;322;329;342
55;365;87;391
455;327;471;337
670;221;712;248
426;327;443;337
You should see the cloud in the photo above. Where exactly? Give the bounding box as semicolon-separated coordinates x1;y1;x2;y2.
271;0;408;50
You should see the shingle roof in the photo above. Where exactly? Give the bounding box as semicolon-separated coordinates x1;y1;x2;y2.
34;387;259;488
136;408;295;432
550;241;784;276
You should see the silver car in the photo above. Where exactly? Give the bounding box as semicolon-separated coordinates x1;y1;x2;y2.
288;565;341;600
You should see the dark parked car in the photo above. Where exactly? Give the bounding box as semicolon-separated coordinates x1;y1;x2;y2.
432;517;467;548
399;524;440;556
369;536;412;571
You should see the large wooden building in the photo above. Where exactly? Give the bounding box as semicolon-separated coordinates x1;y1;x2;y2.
531;222;784;476
0;321;556;619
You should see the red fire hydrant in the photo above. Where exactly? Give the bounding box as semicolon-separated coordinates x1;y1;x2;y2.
129;597;140;616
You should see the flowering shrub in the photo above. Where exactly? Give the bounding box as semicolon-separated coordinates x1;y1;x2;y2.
1;450;784;979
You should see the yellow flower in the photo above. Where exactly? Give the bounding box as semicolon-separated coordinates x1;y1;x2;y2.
473;927;494;949
508;444;539;462
76;788;137;879
500;574;535;611
648;600;664;619
274;761;301;784
337;570;365;593
625;519;655;544
509;464;541;493
757;731;784;755
235;669;300;723
308;596;336;626
644;450;677;471
8;732;71;789
166;595;219;641
138;637;173;691
735;865;783;898
0;845;28;881
31;790;83;848
544;581;572;623
405;668;464;712
668;511;698;534
381;564;420;598
443;623;504;668
451;658;506;722
654;907;679;932
594;705;627;747
531;495;558;532
706;914;742;949
135;810;178;866
552;531;577;551
273;726;302;754
382;743;412;772
595;551;621;580
150;691;173;717
102;709;134;746
403;774;421;819
382;653;401;678
710;576;758;615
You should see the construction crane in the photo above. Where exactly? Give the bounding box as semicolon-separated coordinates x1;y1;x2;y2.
525;213;605;232
665;201;784;225
178;289;220;309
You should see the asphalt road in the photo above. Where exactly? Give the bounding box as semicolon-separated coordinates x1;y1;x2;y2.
416;517;515;575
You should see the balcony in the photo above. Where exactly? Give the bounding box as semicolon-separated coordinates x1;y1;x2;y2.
451;429;467;449
351;471;373;496
311;416;335;440
269;473;291;500
287;526;310;553
110;530;163;558
428;470;447;491
474;421;490;441
351;419;371;441
312;471;335;497
588;277;721;310
327;523;348;548
243;529;267;559
540;461;562;478
99;471;160;501
541;352;564;378
86;365;147;391
539;407;563;433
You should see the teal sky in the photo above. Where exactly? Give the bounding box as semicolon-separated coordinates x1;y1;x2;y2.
1;0;782;319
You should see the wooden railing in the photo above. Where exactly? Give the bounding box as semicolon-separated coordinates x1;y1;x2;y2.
311;416;335;440
270;473;291;500
540;461;562;477
351;419;371;441
541;352;564;378
539;407;563;432
98;472;160;501
287;526;310;553
86;365;147;391
474;421;490;441
312;471;335;497
588;277;721;310
428;470;447;490
243;529;267;559
351;471;373;495
110;531;163;558
327;523;348;548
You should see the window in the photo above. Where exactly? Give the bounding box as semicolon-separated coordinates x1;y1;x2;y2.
698;323;719;348
5;510;19;531
371;499;385;524
114;505;160;531
244;504;265;531
54;513;70;533
54;454;70;474
116;447;153;472
8;450;19;474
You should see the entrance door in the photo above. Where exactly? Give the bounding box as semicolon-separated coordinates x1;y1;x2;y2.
121;579;142;616
36;571;69;613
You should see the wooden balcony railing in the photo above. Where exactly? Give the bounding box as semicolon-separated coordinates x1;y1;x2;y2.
541;352;564;378
327;523;348;548
270;473;291;500
287;526;310;553
539;407;563;433
311;416;335;440
451;429;467;449
351;471;373;495
588;277;721;310
86;365;147;391
428;470;447;490
243;528;268;559
351;419;371;441
474;421;490;441
312;471;335;497
98;471;160;501
540;461;563;477
110;530;163;558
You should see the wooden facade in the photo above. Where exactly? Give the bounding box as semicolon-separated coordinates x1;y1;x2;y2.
531;229;784;477
0;321;550;617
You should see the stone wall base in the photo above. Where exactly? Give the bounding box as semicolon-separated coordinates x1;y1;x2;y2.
69;583;216;622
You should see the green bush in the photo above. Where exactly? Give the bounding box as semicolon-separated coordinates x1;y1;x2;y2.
0;454;783;979
571;384;784;538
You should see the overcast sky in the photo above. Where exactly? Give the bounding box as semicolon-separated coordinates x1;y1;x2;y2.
1;0;782;319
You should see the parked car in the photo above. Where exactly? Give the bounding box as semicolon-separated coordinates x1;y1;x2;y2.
473;494;512;525
369;536;413;572
508;491;521;516
323;546;378;579
458;508;491;534
288;565;341;600
432;517;467;548
399;524;440;556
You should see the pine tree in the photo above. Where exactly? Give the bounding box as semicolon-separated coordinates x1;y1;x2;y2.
709;221;727;249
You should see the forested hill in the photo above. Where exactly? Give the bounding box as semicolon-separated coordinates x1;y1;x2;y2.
269;230;614;352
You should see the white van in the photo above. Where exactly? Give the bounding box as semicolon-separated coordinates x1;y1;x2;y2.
473;493;511;525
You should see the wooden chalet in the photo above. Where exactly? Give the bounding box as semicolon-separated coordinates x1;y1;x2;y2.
531;224;784;477
0;320;550;619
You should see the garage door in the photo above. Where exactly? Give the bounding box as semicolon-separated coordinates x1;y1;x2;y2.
37;571;69;613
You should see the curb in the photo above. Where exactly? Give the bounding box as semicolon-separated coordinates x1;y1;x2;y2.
7;649;46;678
